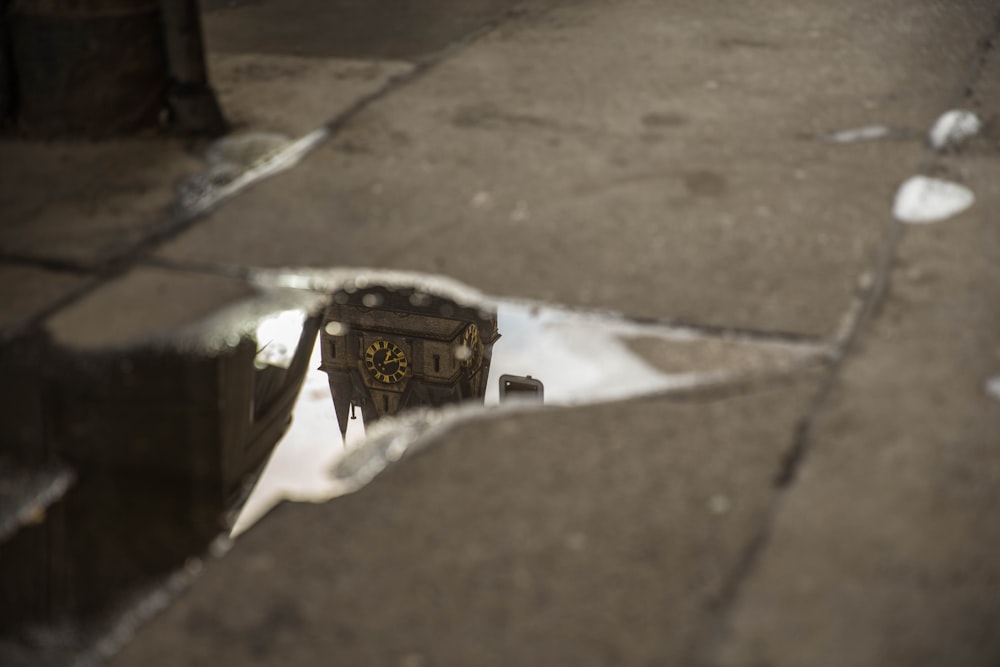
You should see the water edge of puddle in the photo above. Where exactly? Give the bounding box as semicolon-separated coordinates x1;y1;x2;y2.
231;279;831;535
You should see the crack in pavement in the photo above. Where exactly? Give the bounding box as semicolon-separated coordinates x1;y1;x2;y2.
688;9;1000;664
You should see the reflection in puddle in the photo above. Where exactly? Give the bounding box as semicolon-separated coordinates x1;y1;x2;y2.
1;270;830;650
0;303;321;641
233;282;829;534
321;285;500;437
255;308;308;368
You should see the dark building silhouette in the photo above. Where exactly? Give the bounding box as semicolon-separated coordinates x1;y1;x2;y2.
319;286;500;437
0;313;319;630
1;1;224;135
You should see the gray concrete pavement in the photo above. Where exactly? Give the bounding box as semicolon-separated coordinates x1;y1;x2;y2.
112;377;823;667
713;46;1000;667
157;0;992;335
0;139;203;268
2;0;1000;664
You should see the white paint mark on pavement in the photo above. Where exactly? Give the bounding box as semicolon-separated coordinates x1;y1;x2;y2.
892;175;974;224
822;125;891;143
929;109;981;150
180;128;330;216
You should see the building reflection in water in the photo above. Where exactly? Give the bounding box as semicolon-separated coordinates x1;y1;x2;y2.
318;286;500;436
6;271;825;650
0;304;321;635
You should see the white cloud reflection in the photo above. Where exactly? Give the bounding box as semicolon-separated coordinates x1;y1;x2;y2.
233;300;824;536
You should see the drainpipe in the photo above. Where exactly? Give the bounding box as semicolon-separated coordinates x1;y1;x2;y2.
159;0;227;135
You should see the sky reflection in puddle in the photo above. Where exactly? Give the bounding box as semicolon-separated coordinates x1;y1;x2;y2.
233;286;827;535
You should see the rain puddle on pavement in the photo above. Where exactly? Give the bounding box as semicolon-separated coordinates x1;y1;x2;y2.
0;268;828;659
232;274;829;534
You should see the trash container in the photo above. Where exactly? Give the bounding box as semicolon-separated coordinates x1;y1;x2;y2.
7;0;167;135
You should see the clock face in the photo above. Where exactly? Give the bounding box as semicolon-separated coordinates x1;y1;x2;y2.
365;340;408;383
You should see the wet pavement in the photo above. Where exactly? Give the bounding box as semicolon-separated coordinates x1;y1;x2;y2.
2;0;1000;665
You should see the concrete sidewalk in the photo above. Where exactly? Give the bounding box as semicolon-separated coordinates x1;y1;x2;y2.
2;0;1000;665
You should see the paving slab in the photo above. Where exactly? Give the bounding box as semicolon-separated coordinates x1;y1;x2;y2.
0;55;409;271
44;266;255;349
0;263;92;336
0;140;202;268
709;117;1000;666
112;374;821;667
157;0;993;336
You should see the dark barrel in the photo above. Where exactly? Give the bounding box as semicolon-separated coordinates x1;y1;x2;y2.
6;0;167;135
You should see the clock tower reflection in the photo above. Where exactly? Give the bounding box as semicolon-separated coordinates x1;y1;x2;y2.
319;286;500;438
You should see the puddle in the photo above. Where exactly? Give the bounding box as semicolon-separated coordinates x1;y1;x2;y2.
892;175;974;224
232;278;828;534
928;109;981;150
1;267;830;652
